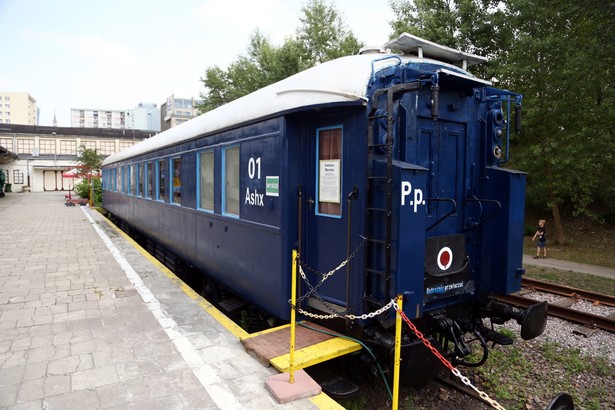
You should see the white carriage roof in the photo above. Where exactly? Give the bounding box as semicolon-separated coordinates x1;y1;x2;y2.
103;44;485;166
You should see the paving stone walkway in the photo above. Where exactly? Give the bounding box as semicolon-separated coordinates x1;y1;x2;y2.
0;192;325;409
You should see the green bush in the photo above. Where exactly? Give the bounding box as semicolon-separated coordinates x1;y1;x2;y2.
74;177;102;206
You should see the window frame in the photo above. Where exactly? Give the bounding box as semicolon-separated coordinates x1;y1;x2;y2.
156;158;167;202
146;161;153;199
315;125;343;219
170;156;182;205
136;163;143;197
222;145;240;218
197;149;215;213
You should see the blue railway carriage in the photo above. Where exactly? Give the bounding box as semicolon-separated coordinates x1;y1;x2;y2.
102;34;546;374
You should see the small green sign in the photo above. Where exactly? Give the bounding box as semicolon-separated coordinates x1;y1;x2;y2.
266;176;279;197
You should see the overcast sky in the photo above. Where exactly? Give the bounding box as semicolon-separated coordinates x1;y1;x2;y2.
0;0;395;127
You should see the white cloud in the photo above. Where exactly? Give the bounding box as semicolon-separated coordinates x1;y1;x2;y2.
72;36;137;65
194;0;283;28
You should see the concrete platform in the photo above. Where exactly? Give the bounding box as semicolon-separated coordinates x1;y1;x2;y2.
0;192;342;409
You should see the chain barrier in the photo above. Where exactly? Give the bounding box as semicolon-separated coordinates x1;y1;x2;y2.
392;301;507;410
291;299;396;321
291;237;379;320
290;241;506;410
296;236;369;302
290;243;506;409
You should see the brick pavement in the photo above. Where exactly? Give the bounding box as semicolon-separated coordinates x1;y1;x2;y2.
0;192;328;409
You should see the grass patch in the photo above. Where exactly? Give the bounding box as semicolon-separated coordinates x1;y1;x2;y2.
523;222;615;269
524;267;615;296
470;341;614;410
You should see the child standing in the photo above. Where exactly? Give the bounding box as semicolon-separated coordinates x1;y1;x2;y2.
532;219;547;258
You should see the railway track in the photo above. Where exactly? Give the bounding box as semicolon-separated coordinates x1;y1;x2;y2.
495;279;615;333
522;278;615;307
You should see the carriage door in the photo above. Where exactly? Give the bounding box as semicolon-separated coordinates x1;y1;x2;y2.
418;118;474;302
303;124;350;312
418;118;467;235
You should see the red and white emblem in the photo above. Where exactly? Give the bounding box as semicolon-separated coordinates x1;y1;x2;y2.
437;246;453;271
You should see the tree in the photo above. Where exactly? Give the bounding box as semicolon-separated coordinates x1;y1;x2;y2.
295;0;362;66
198;0;363;113
388;0;514;81
76;145;103;175
499;0;615;241
75;145;103;205
388;0;615;241
198;30;304;112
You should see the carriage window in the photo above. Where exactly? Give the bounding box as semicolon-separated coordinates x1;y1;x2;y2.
223;146;240;216
317;127;342;217
116;167;121;192
198;151;214;211
137;163;144;197
130;165;135;195
146;162;153;199
123;166;130;194
157;159;167;202
171;157;181;205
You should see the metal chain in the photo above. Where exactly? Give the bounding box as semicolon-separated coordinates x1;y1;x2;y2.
392;302;507;410
292;236;370;318
297;236;369;279
290;299;396;320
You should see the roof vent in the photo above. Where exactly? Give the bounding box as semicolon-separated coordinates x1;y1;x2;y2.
358;45;389;55
383;33;487;69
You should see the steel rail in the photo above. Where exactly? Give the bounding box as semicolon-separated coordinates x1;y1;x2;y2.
522;278;615;307
494;293;615;333
435;376;490;407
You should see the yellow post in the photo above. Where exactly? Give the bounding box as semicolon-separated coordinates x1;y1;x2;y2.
392;294;403;410
289;249;298;383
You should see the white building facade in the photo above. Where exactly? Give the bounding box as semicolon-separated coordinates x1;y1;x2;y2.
0;92;38;125
0;124;155;193
71;102;160;131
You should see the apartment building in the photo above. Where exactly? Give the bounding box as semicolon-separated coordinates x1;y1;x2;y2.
70;102;160;131
0;92;38;125
160;94;202;131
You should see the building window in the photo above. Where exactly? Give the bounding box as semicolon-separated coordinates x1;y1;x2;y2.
13;169;24;184
146;162;153;199
223;146;239;216
100;141;115;155
198;150;214;211
316;126;342;217
17;138;35;154
60;140;77;155
0;138;12;150
119;141;133;151
157;159;167;202
82;141;97;151
39;139;56;155
171;156;181;205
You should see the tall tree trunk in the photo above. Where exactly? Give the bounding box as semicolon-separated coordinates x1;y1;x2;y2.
549;202;566;245
545;161;566;245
